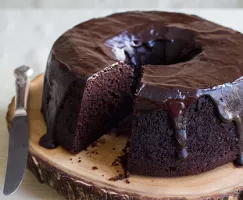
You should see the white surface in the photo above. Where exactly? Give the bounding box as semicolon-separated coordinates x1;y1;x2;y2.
1;9;243;200
1;0;243;8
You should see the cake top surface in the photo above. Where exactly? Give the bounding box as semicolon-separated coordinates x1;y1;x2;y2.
52;11;243;91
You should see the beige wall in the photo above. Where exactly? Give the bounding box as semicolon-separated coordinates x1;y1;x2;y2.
0;0;243;8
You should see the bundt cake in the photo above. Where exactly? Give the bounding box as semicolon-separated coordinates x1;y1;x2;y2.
40;11;243;176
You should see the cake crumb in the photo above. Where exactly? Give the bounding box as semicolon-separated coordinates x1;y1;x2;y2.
111;158;120;167
125;179;130;184
92;166;98;170
122;148;127;154
90;149;98;155
109;174;124;181
109;171;130;182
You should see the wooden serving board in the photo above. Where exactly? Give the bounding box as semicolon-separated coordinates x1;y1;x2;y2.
6;74;243;200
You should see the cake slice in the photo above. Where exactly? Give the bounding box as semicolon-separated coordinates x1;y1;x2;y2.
41;60;135;153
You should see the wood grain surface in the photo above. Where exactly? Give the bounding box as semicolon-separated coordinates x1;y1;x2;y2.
4;74;243;200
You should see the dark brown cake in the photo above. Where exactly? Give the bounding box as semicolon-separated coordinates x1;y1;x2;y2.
128;97;238;176
41;60;134;153
56;62;134;153
40;11;243;176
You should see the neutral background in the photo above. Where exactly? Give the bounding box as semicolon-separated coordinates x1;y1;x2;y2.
1;0;243;8
1;2;243;200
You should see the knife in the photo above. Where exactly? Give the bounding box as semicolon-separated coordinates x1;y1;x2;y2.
3;65;33;196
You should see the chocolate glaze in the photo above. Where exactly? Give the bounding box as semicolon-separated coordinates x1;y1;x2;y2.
121;36;201;160
40;52;83;148
41;11;243;165
135;78;243;163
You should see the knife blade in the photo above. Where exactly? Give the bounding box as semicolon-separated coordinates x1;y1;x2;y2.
3;65;33;196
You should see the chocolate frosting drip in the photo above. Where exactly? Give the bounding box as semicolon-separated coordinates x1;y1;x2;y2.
199;78;243;165
136;78;243;163
41;11;243;164
121;36;201;159
169;101;188;160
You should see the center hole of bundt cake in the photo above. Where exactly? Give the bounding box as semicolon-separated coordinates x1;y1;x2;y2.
124;38;202;66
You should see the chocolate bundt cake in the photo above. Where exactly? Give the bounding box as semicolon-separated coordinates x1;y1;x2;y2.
40;11;243;176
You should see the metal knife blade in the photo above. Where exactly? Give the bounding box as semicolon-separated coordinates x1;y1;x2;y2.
4;116;29;196
3;65;33;196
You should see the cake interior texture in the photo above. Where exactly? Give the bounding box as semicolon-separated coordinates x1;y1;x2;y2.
56;62;134;153
128;96;238;176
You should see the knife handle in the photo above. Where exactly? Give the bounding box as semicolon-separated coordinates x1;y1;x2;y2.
14;65;33;117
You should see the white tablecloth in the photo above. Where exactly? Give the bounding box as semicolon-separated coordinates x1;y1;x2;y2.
1;9;243;200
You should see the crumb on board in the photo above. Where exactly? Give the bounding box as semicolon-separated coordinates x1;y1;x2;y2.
109;174;125;181
92;166;98;170
111;158;120;167
109;172;130;182
122;148;127;154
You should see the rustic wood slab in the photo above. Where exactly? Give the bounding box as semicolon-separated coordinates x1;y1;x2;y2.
6;74;243;200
